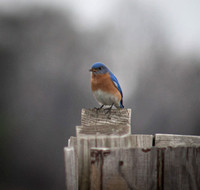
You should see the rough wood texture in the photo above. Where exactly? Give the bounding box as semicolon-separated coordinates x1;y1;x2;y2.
81;108;131;128
163;147;200;190
64;147;78;190
64;108;200;190
90;147;200;190
155;134;200;147
74;135;153;190
90;147;157;190
78;108;131;136
76;124;130;136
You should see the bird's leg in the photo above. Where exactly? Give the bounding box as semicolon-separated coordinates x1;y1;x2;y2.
93;104;104;111
105;103;114;114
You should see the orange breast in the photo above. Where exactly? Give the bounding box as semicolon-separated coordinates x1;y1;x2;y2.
91;72;121;101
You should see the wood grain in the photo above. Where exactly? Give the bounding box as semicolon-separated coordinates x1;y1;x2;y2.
64;147;78;190
155;134;200;147
64;108;200;190
90;146;200;190
81;108;131;128
163;147;200;190
76;124;130;136
90;147;157;190
74;135;153;190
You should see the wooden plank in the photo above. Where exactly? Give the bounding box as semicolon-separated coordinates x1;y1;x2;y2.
68;136;77;148
64;147;78;190
76;124;130;137
90;146;200;190
75;135;153;190
81;108;131;128
155;134;200;147
90;148;110;190
163;147;200;190
90;147;157;190
78;108;131;137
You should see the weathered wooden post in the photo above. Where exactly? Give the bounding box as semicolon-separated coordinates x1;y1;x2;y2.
64;108;153;189
64;109;200;190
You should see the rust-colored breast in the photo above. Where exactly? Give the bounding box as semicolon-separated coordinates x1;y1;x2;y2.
91;72;121;101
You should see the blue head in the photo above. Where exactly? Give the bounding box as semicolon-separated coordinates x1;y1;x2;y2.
89;62;109;74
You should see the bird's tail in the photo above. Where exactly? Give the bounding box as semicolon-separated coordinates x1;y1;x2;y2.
120;99;124;108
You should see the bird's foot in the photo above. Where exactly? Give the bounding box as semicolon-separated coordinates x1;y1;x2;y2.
104;104;114;115
93;105;104;112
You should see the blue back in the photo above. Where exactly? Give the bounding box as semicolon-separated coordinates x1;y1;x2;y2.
109;71;123;98
109;71;124;108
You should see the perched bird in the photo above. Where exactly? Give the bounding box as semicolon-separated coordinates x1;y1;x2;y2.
89;62;124;110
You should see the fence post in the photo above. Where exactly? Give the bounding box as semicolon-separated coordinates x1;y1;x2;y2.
64;109;200;190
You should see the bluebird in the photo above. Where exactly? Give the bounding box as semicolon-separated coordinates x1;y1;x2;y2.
89;62;124;110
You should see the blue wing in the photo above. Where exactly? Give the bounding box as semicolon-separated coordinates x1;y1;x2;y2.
109;71;124;108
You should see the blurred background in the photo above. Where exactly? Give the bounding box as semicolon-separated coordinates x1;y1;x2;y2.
0;0;200;189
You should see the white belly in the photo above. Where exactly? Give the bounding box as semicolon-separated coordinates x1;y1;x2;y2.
93;90;120;108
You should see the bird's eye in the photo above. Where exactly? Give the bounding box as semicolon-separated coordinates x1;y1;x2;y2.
99;67;102;70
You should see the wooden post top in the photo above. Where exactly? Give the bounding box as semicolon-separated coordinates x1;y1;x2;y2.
78;108;131;136
81;108;131;127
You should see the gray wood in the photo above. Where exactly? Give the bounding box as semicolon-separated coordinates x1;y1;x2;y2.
81;108;131;128
90;147;157;190
64;147;78;190
163;147;200;190
90;146;200;190
75;135;153;190
64;108;200;189
155;133;200;147
76;124;131;136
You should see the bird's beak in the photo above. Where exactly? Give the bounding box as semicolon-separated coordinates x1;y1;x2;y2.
89;68;96;72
